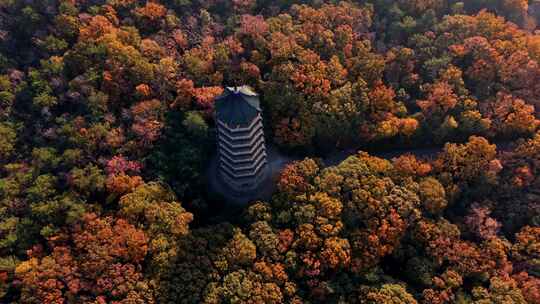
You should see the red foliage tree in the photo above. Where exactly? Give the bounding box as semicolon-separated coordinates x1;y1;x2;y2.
15;213;153;303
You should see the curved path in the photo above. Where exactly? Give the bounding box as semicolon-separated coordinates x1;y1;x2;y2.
208;141;514;206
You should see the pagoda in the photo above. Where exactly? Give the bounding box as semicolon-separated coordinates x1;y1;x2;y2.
215;86;268;192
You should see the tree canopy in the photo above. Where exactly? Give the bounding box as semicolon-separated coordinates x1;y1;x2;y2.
0;0;539;303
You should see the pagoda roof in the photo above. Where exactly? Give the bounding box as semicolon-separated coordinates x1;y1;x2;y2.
215;86;261;126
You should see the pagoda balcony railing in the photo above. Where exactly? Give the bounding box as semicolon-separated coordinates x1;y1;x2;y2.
217;114;262;133
219;144;266;164
220;128;264;145
219;131;264;150
220;168;267;191
220;150;267;172
220;154;267;176
221;172;260;184
219;148;263;163
218;122;263;142
218;139;265;157
220;158;267;179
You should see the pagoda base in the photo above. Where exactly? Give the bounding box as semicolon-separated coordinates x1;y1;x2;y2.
207;145;297;206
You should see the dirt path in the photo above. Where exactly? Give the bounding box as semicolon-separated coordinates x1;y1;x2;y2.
323;140;514;167
208;141;515;207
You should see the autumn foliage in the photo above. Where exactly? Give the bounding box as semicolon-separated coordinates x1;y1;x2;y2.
0;0;539;303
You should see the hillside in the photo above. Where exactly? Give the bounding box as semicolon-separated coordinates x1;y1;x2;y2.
0;1;539;303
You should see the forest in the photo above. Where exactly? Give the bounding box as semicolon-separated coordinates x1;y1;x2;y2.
0;0;540;303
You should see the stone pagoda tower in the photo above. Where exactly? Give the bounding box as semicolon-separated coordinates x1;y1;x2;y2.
215;86;268;193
